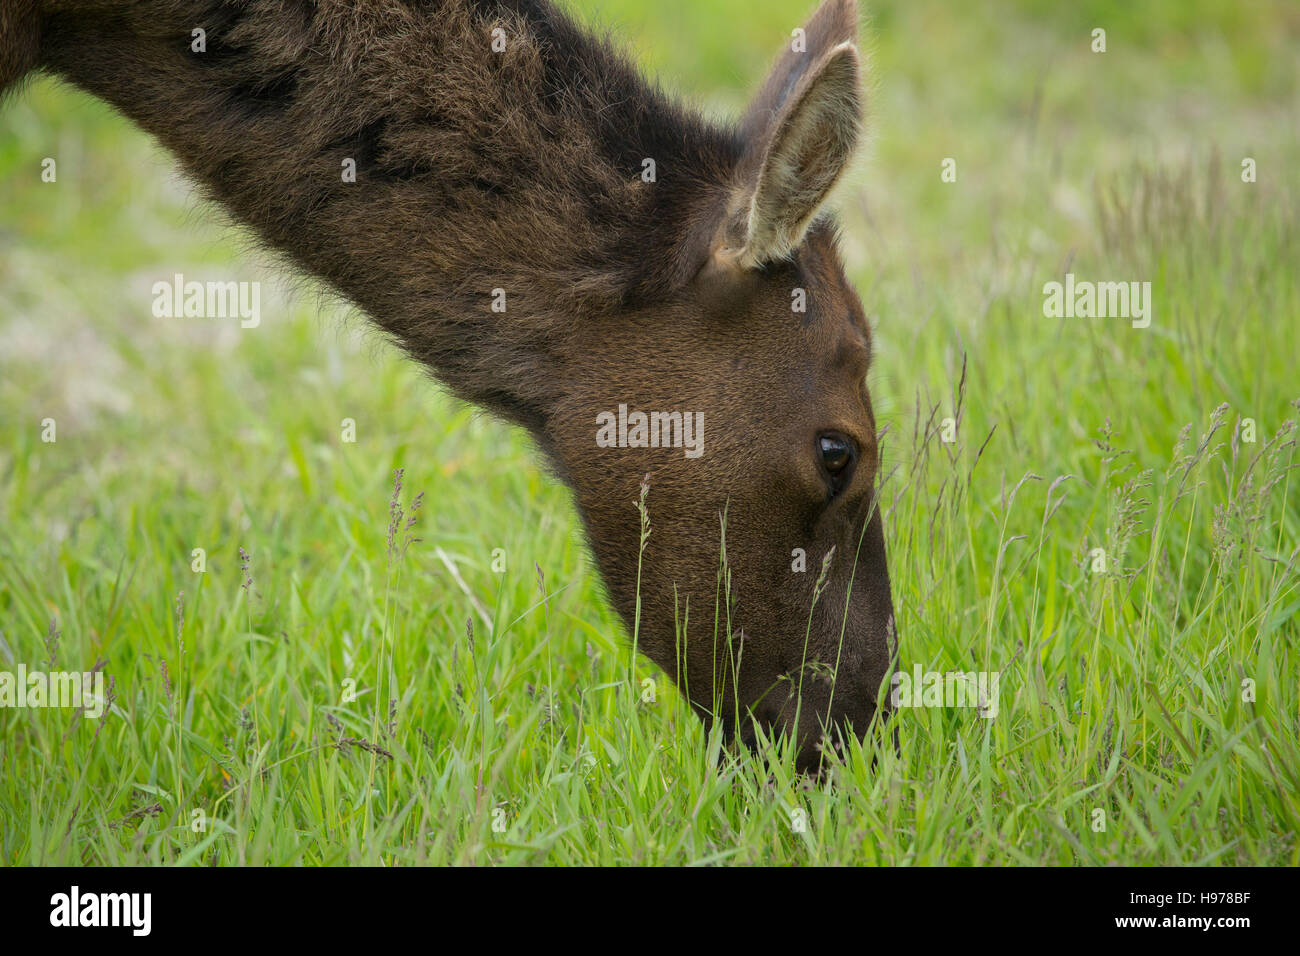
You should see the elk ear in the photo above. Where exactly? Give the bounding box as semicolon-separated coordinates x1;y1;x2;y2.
713;0;862;270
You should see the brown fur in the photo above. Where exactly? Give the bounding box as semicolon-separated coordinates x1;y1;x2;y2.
2;0;896;772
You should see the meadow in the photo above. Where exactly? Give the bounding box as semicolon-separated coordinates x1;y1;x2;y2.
0;0;1297;865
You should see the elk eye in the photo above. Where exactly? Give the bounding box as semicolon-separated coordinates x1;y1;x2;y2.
817;434;856;489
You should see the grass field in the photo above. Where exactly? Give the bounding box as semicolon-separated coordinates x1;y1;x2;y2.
1;0;1297;865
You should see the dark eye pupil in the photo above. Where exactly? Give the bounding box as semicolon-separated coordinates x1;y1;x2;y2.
819;436;852;474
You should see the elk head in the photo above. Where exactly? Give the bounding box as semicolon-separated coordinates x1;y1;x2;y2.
548;0;896;773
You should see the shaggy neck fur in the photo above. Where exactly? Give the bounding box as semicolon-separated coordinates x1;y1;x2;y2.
30;0;740;432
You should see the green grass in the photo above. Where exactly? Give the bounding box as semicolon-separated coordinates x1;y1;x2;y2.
1;0;1297;865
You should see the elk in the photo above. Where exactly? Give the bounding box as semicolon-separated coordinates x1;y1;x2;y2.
1;0;897;772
